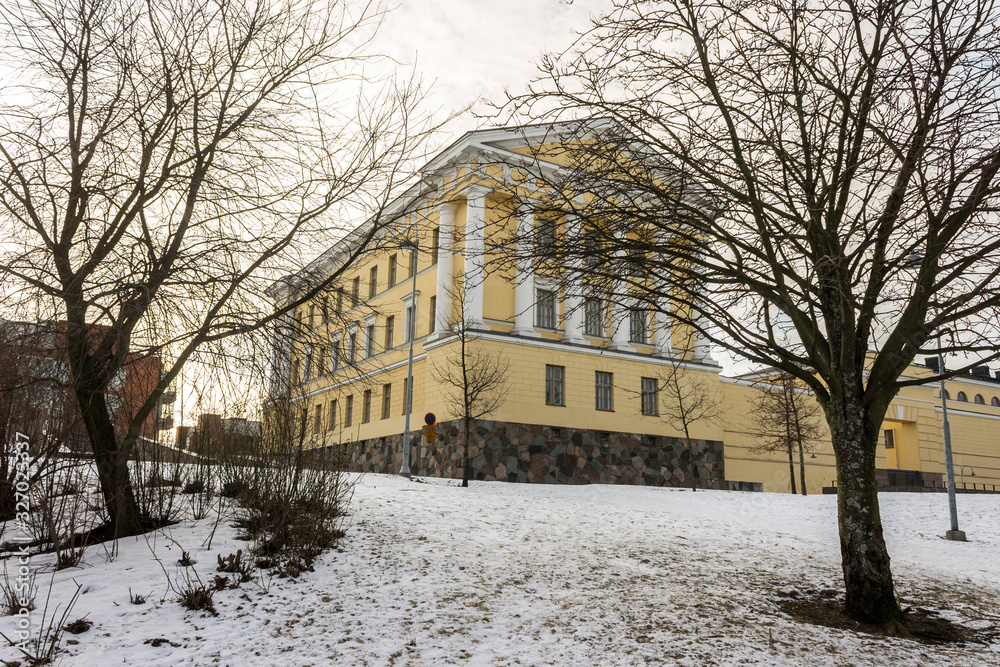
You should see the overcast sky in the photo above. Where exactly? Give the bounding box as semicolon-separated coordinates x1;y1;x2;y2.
373;0;608;140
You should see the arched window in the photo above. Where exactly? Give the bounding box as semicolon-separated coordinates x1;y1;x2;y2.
975;394;985;404
957;391;968;402
944;390;951;400
992;397;999;407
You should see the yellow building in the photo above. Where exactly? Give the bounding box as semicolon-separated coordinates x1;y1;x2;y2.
268;123;1000;494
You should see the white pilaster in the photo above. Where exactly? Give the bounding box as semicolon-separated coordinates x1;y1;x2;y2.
607;240;634;352
653;298;672;357
690;310;711;362
463;185;490;328
512;208;539;337
433;202;457;336
562;215;585;344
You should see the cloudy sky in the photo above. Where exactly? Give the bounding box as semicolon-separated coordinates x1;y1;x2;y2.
373;0;608;139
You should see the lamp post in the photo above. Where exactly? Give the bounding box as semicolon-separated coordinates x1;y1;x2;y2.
903;252;965;541
960;465;976;489
937;354;965;541
399;238;418;478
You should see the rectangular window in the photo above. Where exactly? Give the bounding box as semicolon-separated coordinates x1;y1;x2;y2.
303;346;313;380
431;227;440;261
336;287;344;315
536;289;556;329
402;378;410;414
641;377;658;416
291;357;300;385
545;365;564;406
322;295;330;323
405;304;415;342
369;266;378;298
345;395;353;426
316;347;326;376
584;297;604;336
348;331;357;363
313;404;322;434
388;255;397;287
366;323;375;358
884;429;895;449
363;389;372;423
385;316;394;350
628;248;646;277
409;247;417;276
382;383;392;419
595;371;613;411
328;399;337;431
536;217;555;252
629;309;647;344
583;230;600;268
429;296;437;333
331;339;341;371
308;305;315;328
352;277;360;307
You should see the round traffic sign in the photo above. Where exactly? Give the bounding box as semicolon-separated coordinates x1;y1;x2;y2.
424;412;436;425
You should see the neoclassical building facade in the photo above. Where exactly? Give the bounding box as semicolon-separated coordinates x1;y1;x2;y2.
268;123;1000;494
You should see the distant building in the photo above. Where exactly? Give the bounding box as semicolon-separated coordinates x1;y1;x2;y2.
0;318;169;452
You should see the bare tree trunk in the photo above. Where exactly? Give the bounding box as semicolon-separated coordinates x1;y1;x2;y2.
462;416;471;488
76;386;142;536
798;440;808;496
787;441;797;495
828;391;903;630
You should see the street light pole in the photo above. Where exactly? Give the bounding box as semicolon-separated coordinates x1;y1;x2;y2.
937;347;965;541
904;253;966;541
399;239;418;478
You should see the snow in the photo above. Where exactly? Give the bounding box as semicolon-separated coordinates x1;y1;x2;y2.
2;474;998;665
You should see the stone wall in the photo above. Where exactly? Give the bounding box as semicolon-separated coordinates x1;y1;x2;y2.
337;419;760;491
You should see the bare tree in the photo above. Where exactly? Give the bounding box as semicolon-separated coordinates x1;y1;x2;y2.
430;284;511;487
748;373;824;496
0;0;435;537
501;0;1000;630
652;348;720;492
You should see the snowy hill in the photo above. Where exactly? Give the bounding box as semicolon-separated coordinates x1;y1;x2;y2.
2;475;998;665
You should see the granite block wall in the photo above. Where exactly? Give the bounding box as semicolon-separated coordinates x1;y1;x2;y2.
335;419;759;490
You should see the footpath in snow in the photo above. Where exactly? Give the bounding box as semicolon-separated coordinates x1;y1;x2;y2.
1;473;998;665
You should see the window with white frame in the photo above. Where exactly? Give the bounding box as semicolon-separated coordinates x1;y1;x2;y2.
545;365;564;406
641;377;658;415
365;323;375;358
584;297;604;336
348;331;357;363
330;338;341;371
536;217;556;252
536;289;557;329
629;308;647;344
595;371;613;411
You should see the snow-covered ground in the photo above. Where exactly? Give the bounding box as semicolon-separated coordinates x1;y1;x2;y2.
1;474;998;666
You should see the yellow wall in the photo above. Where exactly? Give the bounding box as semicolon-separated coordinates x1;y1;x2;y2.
276;156;1000;493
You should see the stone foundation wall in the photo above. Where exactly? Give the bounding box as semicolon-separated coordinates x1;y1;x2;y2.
336;419;759;490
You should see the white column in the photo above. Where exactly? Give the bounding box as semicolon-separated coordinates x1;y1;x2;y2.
512;209;539;337
689;250;711;362
607;240;634;352
653;298;672;357
463;185;490;328
690;310;711;362
562;215;585;344
433;202;457;337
